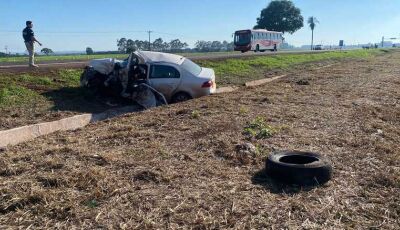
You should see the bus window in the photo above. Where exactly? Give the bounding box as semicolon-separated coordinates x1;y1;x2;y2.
234;31;252;45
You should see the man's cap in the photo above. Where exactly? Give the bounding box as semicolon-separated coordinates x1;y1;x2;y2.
26;21;32;26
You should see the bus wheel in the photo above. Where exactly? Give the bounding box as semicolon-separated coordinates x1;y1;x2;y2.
256;45;260;52
274;45;277;52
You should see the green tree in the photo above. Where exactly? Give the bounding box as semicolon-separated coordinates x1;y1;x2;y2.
117;38;127;53
40;48;53;56
162;41;170;51
152;38;164;51
195;41;210;52
169;39;187;51
308;16;319;50
86;47;94;55
222;41;235;51
211;41;223;52
126;39;136;53
254;0;304;34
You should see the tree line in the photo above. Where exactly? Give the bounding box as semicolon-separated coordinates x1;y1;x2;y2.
117;38;188;53
194;40;234;52
117;37;234;53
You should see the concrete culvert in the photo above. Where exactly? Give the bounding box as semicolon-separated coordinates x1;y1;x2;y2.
265;151;332;186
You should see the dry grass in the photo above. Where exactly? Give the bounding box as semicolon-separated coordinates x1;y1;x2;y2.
0;51;399;229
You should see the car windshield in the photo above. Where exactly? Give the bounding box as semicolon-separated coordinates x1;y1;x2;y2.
181;59;202;76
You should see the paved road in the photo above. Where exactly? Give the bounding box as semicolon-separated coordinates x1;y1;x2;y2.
0;50;332;71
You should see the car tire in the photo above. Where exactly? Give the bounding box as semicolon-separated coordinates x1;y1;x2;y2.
265;151;332;185
171;92;192;104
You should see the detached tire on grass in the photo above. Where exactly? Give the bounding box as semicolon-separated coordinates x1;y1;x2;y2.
266;151;332;185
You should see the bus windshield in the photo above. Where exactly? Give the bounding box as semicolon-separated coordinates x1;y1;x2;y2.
234;31;251;46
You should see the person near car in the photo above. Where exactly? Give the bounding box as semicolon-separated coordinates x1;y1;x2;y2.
22;21;42;67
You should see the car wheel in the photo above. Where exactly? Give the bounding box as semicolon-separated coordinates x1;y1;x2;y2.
171;92;192;104
265;151;332;185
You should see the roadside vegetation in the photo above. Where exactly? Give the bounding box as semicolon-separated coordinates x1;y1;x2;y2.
0;69;108;130
0;49;390;130
0;54;129;64
0;69;81;108
197;49;386;85
0;51;241;64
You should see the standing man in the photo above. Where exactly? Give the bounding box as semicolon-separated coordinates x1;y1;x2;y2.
22;21;42;67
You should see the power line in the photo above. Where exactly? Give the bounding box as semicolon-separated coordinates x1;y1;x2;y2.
0;30;148;34
0;30;201;40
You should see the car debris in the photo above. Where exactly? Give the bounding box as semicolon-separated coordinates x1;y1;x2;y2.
80;51;216;109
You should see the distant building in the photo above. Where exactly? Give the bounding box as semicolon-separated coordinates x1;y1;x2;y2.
382;41;393;47
281;42;295;49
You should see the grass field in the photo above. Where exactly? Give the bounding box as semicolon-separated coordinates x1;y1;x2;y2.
196;49;386;85
0;49;399;228
0;54;129;63
0;51;238;63
0;49;389;130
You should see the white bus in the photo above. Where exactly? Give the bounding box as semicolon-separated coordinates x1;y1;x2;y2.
234;29;284;53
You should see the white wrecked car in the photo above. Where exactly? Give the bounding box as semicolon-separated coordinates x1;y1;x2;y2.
80;51;216;108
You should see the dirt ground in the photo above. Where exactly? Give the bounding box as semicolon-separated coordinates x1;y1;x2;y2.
0;51;399;229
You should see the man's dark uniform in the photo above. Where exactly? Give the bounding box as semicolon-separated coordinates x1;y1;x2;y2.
22;26;35;65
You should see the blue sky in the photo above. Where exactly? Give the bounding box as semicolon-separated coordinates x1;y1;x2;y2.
1;0;400;52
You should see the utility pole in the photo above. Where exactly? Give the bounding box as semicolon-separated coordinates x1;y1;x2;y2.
4;45;8;55
147;31;153;51
382;36;384;48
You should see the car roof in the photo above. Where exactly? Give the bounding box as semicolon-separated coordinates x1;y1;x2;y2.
135;51;185;65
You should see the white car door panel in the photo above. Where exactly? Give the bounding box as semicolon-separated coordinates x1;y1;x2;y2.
148;64;181;98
